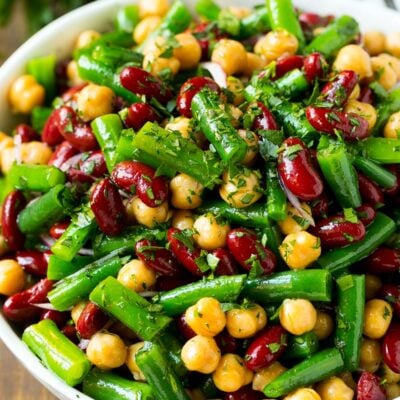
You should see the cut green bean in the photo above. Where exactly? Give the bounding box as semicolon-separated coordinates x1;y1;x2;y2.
274;69;309;99
373;87;400;136
195;0;221;21
358;138;400;164
353;156;397;188
284;332;319;360
27;54;56;103
115;5;140;33
31;106;52;132
92;44;143;68
266;163;287;221
47;254;92;280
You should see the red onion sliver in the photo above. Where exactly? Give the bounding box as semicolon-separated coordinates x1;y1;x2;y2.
200;62;227;88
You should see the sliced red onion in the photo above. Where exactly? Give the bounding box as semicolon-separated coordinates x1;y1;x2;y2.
78;339;90;351
78;248;95;256
40;233;56;248
201;62;227;88
119;189;130;199
60;153;84;172
32;303;58;311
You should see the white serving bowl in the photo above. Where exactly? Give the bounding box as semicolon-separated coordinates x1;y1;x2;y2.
0;1;399;399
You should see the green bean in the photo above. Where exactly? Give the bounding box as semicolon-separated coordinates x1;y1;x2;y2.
284;332;319;360
266;163;287;221
27;54;56;103
353;156;397;188
115;5;140;33
358;137;400;164
47;254;92;280
194;0;221;21
92;44;143;68
274;69;309;99
372;87;400;136
31;106;52;132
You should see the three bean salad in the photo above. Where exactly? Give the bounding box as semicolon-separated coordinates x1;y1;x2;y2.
1;0;400;399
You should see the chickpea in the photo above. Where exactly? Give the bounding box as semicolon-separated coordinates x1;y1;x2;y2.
333;45;372;80
66;60;85;86
226;104;243;127
219;169;262;209
227;6;251;19
371;56;397;90
279;298;317;335
170;173;204;210
9;75;45;114
384;111;400;139
359;338;382;372
254;29;298;62
363;299;393;339
165;117;192;139
363;31;386;56
138;0;169;18
211;39;248;76
226;304;267;339
133;16;161;44
143;53;180;78
378;53;400;79
213;354;252;393
316;376;354;400
193;214;230;251
71;301;88;325
181;335;221;374
313;311;334;340
382;362;400;384
385;32;400;57
252;362;287;392
278;203;312;235
172;210;194;230
344;100;377;131
386;383;400;400
86;332;127;370
131;197;169;228
279;231;321;270
284;388;321;400
21;141;53;165
349;84;361;101
365;274;382;300
173;33;202;70
75;30;101;49
185;297;226;337
243;52;266;76
1;147;16;174
0;259;26;296
117;259;156;293
338;372;356;390
0;132;14;154
238;129;259;166
226;77;245;106
126;342;146;381
76;84;115;122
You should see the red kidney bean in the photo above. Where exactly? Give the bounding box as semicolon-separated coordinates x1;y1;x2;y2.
383;165;400;197
356;372;386;400
125;103;160;131
278;137;324;201
48;141;79;168
120;66;172;103
306;106;369;141
112;160;146;192
212;248;239;276
359;86;375;105
224;386;264;400
2;279;54;322
14;124;39;143
90;178;125;236
67;168;95;185
42;110;65;146
41;310;69;328
299;12;334;31
216;330;240;354
76;302;109;339
78;151;107;178
135;239;182;277
310;192;330;219
356;204;376;226
16;250;48;277
357;172;384;208
313;215;366;249
250;102;279;132
303;52;326;83
379;284;400;319
156;275;194;291
1;191;26;251
274;55;304;79
382;324;400;373
320;70;358;107
62;324;79;344
192;22;225;60
226;228;276;275
167;227;203;277
365;247;400;275
244;325;287;371
177;76;220;118
49;221;70;240
136;174;169;208
177;314;196;340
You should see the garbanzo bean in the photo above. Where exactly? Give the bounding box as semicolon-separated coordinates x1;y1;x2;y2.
138;0;169;18
279;298;317;335
226;76;245;106
363;299;393;339
382;362;400;384
76;84;115;121
278;203;312;235
173;33;202;70
165;116;192;139
365;274;382;300
255;29;298;62
0;259;26;296
359;338;382;373
133;16;161;44
172;210;194;230
252;362;287;392
313;311;334;340
384;111;400;139
21;141;53;165
131;197;169;228
363;31;386;56
386;383;400;400
315;376;354;400
117;259;157;292
385;32;400;57
75;30;101;49
371;56;397;90
284;388;321;400
193;214;230;251
344;99;377;131
143;53;180;78
170;173;204;210
238;129;259;166
243;52;266;76
211;39;248;76
126;342;146;381
9;75;45;114
333;45;372;80
66;60;86;86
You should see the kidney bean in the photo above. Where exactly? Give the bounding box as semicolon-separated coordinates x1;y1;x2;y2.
303;52;326;83
224;386;264;400
313;215;366;249
320;70;358;107
310;192;330;219
177;76;220;118
62;324;79;344
14;124;39;143
167;227;203;277
226;228;276;275
16;250;48;277
1;191;26;251
125;103;160;131
120;66;172;103
192;22;225;60
382;324;400;373
244;325;287;371
299;12;334;31
278;137;324;201
90;178;125;236
212;248;239;276
356;372;386;400
356;204;376;226
383;165;400;197
359;86;375;105
112;160;146;192
156;275;194;291
41;310;69;328
42;110;65;146
357;172;384;208
49;220;70;240
78;151;107;178
135;239;182;277
2;278;54;322
136;174;169;208
274;55;304;79
250;102;279;132
76;302;109;339
306;106;369;141
216;330;240;354
48;141;79;168
365;247;400;275
379;284;400;319
177;314;196;340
